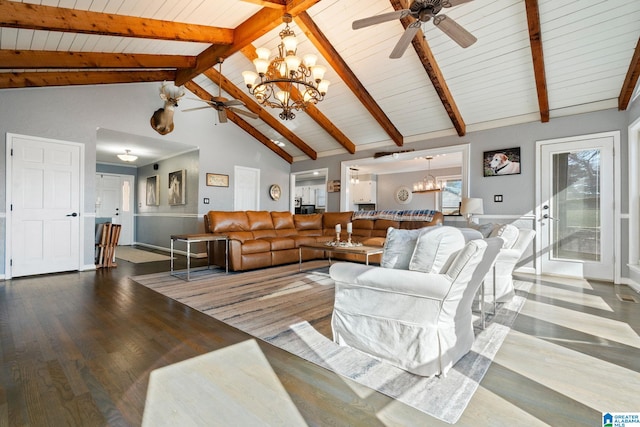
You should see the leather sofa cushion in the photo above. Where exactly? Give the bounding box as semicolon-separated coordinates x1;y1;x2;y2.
208;211;249;233
322;211;354;230
291;235;317;246
263;237;296;251
253;229;277;239
247;211;274;230
294;213;323;230
353;219;374;230
362;237;385;247
241;239;271;254
226;231;255;243
372;219;399;237
271;211;295;229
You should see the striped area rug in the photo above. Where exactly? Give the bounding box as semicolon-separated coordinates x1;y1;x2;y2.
132;262;530;424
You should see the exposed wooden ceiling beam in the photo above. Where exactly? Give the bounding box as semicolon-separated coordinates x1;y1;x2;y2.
175;0;320;85
204;68;318;160
0;70;176;89
295;12;404;147
238;0;287;8
391;0;466;136
619;37;640;110
240;45;356;155
0;1;233;44
0;50;195;69
524;0;550;123
184;80;293;164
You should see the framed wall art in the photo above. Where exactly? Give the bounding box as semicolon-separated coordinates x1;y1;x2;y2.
483;147;521;177
146;175;159;206
168;169;186;205
206;173;229;187
327;179;341;192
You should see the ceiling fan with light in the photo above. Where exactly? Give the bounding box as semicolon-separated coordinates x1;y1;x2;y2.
183;59;258;124
353;0;476;58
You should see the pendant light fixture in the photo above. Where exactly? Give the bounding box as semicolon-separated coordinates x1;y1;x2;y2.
413;156;441;193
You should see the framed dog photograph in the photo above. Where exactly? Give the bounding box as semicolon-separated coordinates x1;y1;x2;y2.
483;147;521;177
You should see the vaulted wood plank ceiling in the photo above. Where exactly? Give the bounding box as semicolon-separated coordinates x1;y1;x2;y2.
1;0;639;163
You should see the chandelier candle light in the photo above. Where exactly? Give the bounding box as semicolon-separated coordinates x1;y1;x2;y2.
242;14;330;120
413;156;441;193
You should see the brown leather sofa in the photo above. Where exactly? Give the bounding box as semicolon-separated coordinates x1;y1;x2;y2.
205;210;443;271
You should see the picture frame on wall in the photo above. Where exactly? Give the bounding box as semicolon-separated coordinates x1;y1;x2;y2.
206;173;229;187
168;169;186;205
483;147;521;177
146;175;159;206
327;179;341;192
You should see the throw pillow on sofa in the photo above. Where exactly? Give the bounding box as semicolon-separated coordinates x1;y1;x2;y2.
490;223;519;249
408;226;465;274
380;227;424;269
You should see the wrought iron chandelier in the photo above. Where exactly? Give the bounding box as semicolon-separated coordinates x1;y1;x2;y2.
242;14;330;120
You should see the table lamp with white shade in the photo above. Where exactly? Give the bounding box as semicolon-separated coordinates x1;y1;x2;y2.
460;197;484;225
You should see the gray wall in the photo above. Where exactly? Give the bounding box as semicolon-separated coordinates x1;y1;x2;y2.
0;82;291;275
2;81;640;280
293;108;634;279
377;166;461;211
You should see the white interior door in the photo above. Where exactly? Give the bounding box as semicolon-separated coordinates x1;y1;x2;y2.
8;134;82;277
234;166;260;211
96;173;134;245
537;133;615;280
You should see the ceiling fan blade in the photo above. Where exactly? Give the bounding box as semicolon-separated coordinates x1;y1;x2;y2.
187;97;214;104
434;15;477;48
218;109;228;123
443;0;474;7
182;106;211;112
353;9;410;30
223;99;245;107
390;22;421;59
229;107;258;119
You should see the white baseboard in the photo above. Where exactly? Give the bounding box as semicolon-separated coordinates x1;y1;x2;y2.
514;266;536;275
82;264;97;271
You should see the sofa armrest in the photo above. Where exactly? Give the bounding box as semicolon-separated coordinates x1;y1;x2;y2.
330;263;452;300
511;229;535;254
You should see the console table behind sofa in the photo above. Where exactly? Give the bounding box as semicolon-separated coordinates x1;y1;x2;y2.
205;210;443;272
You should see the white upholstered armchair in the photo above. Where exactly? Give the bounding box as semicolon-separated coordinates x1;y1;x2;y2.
329;226;503;377
485;226;536;302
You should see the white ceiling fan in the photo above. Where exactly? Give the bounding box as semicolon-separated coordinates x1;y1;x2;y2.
183;59;258;124
353;0;477;58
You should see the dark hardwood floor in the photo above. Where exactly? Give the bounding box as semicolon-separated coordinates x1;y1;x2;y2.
1;251;639;426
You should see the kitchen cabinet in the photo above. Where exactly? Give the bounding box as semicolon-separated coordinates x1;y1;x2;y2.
352;180;377;203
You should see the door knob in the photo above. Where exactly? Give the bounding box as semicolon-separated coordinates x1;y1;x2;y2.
66;212;78;217
542;214;556;220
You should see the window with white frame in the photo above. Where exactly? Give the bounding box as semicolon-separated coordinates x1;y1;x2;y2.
437;175;462;215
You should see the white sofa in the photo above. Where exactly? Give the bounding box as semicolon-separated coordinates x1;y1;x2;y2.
329;226;503;377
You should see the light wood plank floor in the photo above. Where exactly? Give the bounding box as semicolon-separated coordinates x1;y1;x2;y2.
0;253;638;426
